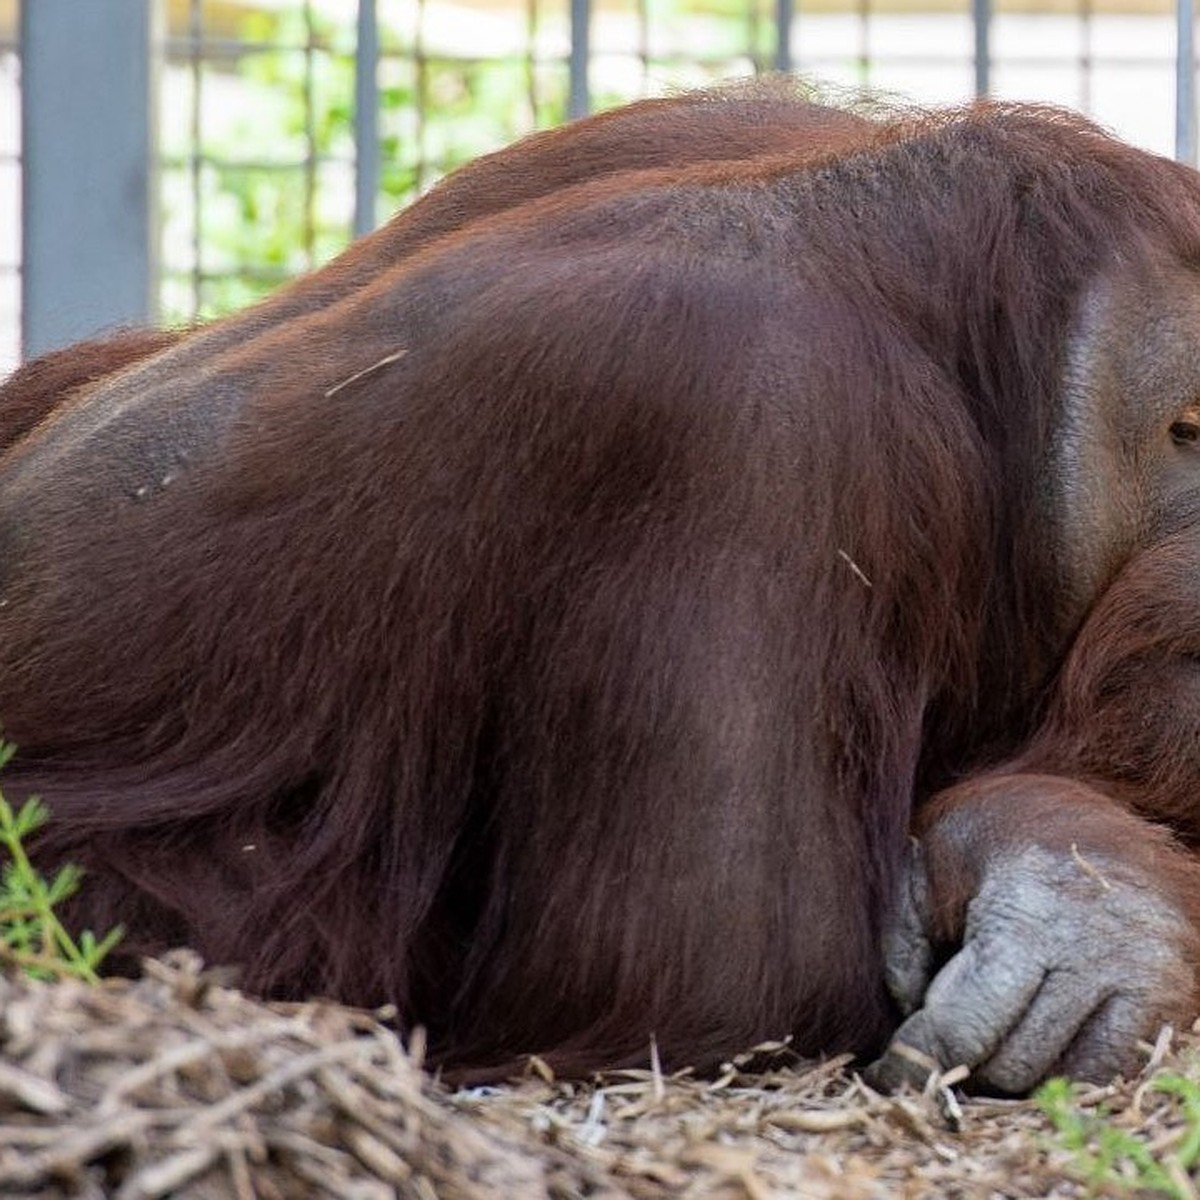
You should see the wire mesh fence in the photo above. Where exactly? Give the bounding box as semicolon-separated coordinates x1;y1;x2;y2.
0;6;19;372
1;0;1197;368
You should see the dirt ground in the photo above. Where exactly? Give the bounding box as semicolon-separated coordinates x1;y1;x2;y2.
0;951;1189;1199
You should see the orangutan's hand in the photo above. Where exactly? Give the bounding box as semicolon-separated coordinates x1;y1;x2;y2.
867;776;1199;1095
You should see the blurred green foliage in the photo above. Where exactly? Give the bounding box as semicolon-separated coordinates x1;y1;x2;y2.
160;6;570;320
1038;1072;1200;1198
159;1;760;322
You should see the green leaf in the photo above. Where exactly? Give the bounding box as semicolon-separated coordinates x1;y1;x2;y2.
0;744;122;983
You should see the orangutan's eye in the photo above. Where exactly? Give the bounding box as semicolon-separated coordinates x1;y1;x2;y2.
1170;420;1200;447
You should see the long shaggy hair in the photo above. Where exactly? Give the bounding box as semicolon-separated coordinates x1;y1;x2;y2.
4;83;1200;1076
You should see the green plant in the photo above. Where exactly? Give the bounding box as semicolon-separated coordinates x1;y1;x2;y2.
1037;1072;1200;1198
161;0;758;325
0;741;122;982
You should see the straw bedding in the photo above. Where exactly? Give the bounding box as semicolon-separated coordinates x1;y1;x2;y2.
0;952;1190;1199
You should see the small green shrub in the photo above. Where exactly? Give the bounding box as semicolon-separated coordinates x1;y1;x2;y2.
1038;1071;1200;1198
0;741;122;982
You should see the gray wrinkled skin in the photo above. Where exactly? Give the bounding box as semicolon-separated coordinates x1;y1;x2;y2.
868;842;1193;1094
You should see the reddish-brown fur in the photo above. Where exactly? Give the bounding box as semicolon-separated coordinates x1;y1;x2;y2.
0;327;182;451
5;83;1200;1080
1002;534;1200;848
1;84;868;453
902;541;1200;1079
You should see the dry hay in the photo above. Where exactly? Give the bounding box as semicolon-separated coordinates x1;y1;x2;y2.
0;952;1192;1199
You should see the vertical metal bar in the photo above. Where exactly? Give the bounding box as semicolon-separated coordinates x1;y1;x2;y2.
354;0;380;235
415;0;429;188
189;0;204;316
1;22;21;374
1177;0;1196;163
973;0;991;97
637;0;650;93
857;0;869;83
568;0;590;119
747;0;763;75
1079;0;1094;114
302;1;317;267
774;0;794;73
525;0;539;126
20;0;156;356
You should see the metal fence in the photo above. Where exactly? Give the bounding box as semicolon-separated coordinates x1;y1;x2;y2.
0;8;19;373
2;0;1198;369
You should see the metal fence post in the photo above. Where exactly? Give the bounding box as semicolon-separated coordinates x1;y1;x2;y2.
1177;0;1196;162
774;0;795;73
568;0;591;119
354;0;380;236
20;0;157;357
973;0;991;96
